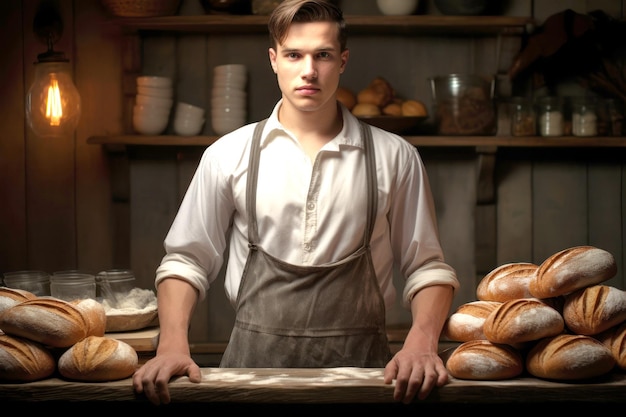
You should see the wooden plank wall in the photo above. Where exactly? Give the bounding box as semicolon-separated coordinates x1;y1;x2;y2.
0;0;625;345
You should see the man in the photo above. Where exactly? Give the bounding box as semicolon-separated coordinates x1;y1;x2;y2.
133;0;459;406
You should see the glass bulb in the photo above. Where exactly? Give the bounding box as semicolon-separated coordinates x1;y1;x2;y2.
26;61;81;137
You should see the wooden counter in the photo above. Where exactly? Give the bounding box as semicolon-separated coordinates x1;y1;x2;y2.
2;368;625;414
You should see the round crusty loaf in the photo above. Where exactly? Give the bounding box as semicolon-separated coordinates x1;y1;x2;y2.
483;298;564;345
72;298;106;337
0;287;37;315
596;321;626;370
529;246;617;299
445;339;524;380
0;332;56;382
563;285;626;335
476;262;538;302
58;335;138;381
0;298;87;347
442;300;501;342
526;334;616;380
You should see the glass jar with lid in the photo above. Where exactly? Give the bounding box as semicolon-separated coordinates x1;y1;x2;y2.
3;270;50;296
96;269;136;308
50;270;96;301
571;97;598;137
510;97;536;136
536;96;564;137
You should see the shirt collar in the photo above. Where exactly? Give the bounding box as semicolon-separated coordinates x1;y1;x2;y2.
260;99;364;150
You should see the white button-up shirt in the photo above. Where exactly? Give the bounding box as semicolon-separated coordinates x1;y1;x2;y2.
156;101;459;310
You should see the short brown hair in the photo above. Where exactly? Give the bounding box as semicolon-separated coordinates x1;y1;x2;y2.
268;0;347;51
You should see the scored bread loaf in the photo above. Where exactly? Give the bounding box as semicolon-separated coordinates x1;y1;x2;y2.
0;332;56;382
442;300;501;342
72;298;106;337
595;321;626;370
529;246;617;298
58;335;138;381
563;285;626;335
0;298;87;347
526;333;616;380
445;339;524;380
0;287;37;315
476;262;538;302
482;298;564;345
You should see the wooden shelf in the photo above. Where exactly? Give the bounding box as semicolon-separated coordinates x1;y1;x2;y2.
87;134;626;148
109;14;534;35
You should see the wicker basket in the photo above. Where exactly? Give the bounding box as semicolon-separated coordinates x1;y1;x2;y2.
101;0;182;17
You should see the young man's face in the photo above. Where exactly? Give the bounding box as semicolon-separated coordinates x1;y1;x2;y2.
269;21;349;113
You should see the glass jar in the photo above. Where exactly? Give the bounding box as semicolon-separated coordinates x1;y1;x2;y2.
510;97;536;136
597;98;624;136
50;270;96;301
2;270;50;296
571;97;598;137
96;269;136;308
536;96;564;137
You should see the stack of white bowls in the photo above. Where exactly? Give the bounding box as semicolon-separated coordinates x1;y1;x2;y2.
134;76;174;135
211;64;247;135
174;102;206;136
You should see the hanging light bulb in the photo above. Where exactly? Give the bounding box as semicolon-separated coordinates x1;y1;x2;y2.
25;1;81;138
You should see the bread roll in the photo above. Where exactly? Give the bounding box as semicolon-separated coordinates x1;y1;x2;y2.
563;285;626;335
476;262;538;302
526;334;616;380
58;335;138;381
483;298;564;345
529;246;617;298
442;300;501;342
596;321;626;370
0;287;37;315
401;99;427;117
352;103;381;117
0;298;87;347
72;298;106;337
445;339;524;380
0;333;56;382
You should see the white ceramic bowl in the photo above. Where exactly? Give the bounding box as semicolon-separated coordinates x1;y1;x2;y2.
212;73;247;88
175;102;206;120
377;0;419;15
137;76;173;88
212;87;247;100
137;85;174;98
134;104;171;118
174;116;205;136
212;115;246;135
136;94;173;109
213;64;247;76
133;112;169;135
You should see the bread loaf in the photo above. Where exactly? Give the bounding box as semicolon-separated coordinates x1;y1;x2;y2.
563;285;626;335
529;246;617;298
0;298;87;347
483;298;564;345
72;298;106;337
442;300;501;342
526;334;616;380
476;262;538;302
0;287;37;315
596;322;626;370
0;332;56;382
445;339;524;380
58;335;138;381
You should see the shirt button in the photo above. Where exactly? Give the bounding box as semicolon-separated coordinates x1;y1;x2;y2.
307;202;315;210
303;244;311;251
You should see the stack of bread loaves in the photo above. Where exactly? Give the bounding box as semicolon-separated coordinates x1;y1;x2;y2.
443;245;626;381
0;291;138;382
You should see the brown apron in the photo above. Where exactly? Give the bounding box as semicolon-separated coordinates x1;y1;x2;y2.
220;119;391;368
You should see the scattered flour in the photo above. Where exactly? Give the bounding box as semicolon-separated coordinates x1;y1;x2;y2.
102;287;156;314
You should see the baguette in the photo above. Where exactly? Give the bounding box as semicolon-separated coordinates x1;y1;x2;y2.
445;339;524;380
442;300;501;342
0;298;87;347
58;335;138;382
0;332;56;382
476;262;538;302
563;285;626;335
529;246;617;298
483;298;564;345
0;287;37;315
526;334;616;380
